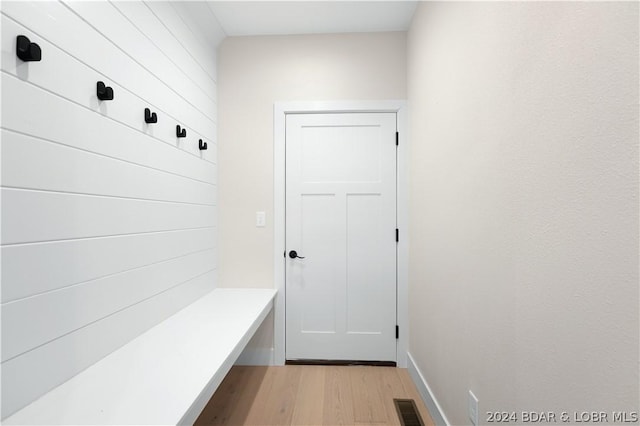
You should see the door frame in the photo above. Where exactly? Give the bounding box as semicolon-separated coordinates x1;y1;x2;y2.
274;100;408;367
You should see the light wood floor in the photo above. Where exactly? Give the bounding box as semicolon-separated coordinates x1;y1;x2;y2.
195;365;435;426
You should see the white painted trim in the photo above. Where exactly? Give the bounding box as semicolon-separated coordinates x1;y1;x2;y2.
273;100;408;367
396;102;409;368
234;348;275;366
407;352;451;426
274;103;287;366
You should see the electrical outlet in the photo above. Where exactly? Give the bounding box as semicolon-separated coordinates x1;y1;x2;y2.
468;390;479;426
256;211;266;227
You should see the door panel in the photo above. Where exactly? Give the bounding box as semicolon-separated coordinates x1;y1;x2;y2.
300;194;338;333
286;112;397;362
346;193;387;334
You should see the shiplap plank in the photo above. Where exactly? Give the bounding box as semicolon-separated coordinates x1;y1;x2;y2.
145;1;218;82
0;2;217;142
173;1;226;62
62;1;216;116
1;270;216;419
2;248;216;362
109;1;217;100
1;188;216;245
2;131;216;206
1;72;216;184
1;228;216;303
0;14;218;163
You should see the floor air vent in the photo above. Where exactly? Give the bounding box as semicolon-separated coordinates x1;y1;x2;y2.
394;398;425;426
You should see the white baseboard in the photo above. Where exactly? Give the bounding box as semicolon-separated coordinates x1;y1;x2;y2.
234;347;274;366
407;352;450;426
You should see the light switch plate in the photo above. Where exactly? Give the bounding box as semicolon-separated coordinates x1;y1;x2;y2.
256;211;266;227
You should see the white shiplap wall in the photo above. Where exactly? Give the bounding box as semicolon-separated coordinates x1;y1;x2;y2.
1;1;223;418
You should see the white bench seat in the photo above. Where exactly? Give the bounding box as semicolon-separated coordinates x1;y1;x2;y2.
4;288;277;425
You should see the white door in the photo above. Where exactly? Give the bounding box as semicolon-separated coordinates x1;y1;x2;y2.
285;112;397;362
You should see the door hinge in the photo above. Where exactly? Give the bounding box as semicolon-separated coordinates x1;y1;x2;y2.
396;228;399;242
396;325;399;339
396;132;399;146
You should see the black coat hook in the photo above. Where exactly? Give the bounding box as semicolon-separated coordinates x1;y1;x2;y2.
199;139;208;150
97;81;114;101
16;35;42;62
176;125;186;138
144;108;157;123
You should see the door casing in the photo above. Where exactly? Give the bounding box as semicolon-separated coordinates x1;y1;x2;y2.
274;100;408;367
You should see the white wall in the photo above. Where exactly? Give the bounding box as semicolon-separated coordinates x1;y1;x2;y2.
407;2;639;424
0;1;220;418
218;32;406;288
217;32;406;359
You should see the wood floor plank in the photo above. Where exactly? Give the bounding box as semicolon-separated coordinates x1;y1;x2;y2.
242;366;278;425
375;368;406;426
349;367;389;424
322;366;355;426
196;365;436;426
291;365;325;426
229;366;271;425
245;366;302;425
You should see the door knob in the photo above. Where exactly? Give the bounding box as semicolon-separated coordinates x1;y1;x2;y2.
289;250;305;259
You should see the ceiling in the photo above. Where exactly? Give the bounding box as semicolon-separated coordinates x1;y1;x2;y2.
174;1;418;48
207;1;418;36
